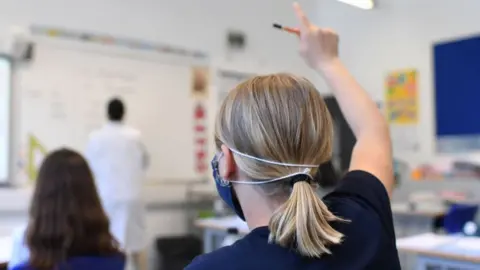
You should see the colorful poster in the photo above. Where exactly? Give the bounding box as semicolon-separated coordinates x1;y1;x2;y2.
191;67;209;98
385;70;418;124
191;66;209;175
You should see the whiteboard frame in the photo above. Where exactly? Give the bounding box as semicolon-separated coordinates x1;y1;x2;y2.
18;37;212;185
30;36;209;68
0;54;13;187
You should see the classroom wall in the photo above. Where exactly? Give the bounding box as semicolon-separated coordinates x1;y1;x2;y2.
0;0;318;79
313;0;480;164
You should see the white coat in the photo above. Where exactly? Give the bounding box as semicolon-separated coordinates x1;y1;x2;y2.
85;122;149;252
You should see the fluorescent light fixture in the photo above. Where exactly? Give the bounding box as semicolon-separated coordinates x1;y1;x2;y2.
337;0;374;10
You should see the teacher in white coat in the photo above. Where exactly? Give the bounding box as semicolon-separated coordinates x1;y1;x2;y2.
86;98;149;270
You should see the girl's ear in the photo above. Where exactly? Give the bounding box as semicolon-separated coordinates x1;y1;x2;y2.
220;144;237;179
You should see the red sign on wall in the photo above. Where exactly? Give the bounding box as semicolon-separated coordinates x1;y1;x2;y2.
193;103;208;174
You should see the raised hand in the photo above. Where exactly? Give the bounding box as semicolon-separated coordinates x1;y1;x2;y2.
293;2;340;70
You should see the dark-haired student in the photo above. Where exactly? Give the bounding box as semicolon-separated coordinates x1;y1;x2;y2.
8;148;124;270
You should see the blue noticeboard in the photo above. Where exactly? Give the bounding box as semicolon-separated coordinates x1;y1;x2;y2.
434;35;480;152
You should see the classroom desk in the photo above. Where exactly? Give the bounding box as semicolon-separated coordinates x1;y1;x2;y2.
391;202;447;238
397;233;480;269
194;216;249;253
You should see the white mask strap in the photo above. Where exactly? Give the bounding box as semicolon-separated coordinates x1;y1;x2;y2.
229;147;318;168
228;168;313;185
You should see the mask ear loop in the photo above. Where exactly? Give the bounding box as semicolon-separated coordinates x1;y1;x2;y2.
228;168;314;185
228;147;318;168
217;145;317;185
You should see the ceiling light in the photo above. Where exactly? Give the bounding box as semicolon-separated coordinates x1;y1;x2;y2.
337;0;374;10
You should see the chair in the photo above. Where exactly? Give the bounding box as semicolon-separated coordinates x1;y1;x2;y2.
443;204;479;234
155;235;202;270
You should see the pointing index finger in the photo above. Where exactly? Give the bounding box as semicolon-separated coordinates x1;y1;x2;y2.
293;2;310;30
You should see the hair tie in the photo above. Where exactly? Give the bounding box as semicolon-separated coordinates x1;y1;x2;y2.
290;174;311;187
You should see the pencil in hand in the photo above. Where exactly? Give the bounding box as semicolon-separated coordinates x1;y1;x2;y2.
272;23;300;35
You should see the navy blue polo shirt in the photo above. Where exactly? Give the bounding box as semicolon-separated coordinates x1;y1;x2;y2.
186;170;401;270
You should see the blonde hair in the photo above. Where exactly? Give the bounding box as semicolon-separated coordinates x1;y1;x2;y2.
215;73;346;257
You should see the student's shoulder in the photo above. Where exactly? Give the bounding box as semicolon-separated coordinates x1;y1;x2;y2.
324;170;397;246
185;244;246;270
325;184;383;238
325;170;391;214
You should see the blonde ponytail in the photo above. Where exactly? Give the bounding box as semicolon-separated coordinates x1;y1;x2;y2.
269;179;345;257
215;73;346;256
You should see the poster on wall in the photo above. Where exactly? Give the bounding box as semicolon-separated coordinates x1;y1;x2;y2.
385;69;418;124
385;69;420;153
191;67;210;176
191;67;209;98
193;103;208;175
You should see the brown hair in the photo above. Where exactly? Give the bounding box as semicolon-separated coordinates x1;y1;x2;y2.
215;74;346;257
27;148;121;269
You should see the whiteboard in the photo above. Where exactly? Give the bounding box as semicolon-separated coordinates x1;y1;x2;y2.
17;42;211;183
0;57;12;183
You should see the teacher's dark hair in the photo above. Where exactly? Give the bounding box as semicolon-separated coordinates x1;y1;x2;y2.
26;148;122;270
107;98;125;122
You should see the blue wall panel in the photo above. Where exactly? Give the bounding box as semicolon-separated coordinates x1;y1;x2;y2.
434;36;480;136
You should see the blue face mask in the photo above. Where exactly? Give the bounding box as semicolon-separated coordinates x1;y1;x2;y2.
211;154;245;220
211;149;317;222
